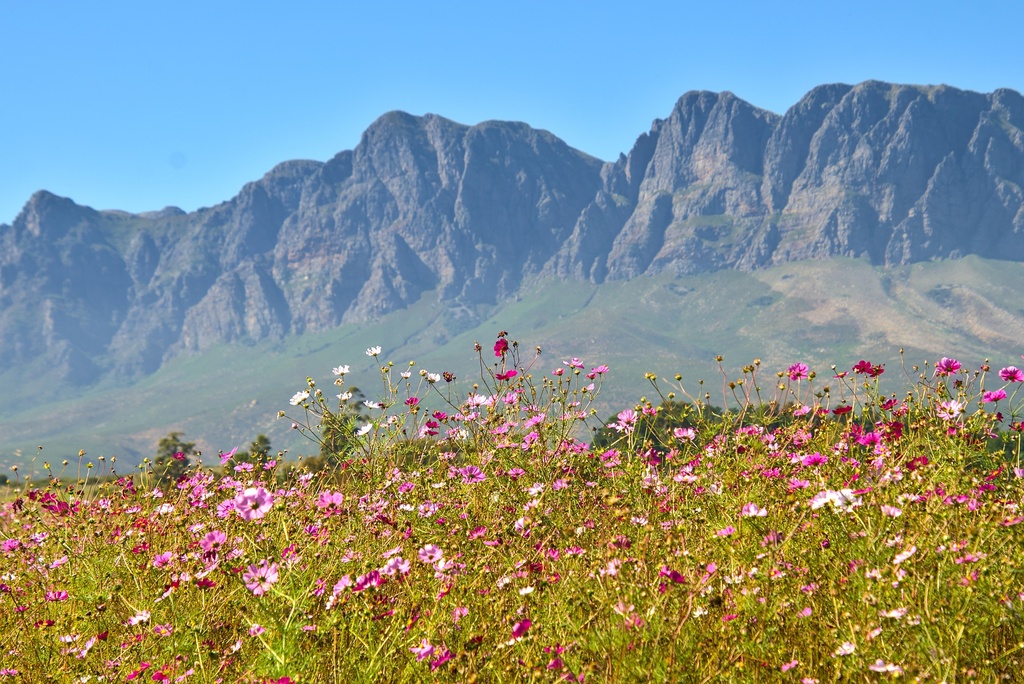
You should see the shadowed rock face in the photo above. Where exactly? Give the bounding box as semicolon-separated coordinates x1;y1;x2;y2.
2;82;1024;385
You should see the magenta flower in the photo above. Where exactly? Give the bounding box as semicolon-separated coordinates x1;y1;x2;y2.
934;357;962;376
200;530;227;553
151;552;174;569
233;486;274;521
458;465;486;484
243;560;280;596
1000;366;1024;382
801;452;828;467
511;619;532;639
673;427;696;441
411;639;435;661
716;526;736;537
418;545;443;563
983;389;1008;403
787;362;809;381
740;503;767;517
316;491;344;513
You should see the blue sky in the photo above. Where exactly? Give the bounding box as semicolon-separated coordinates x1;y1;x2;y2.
2;1;1022;224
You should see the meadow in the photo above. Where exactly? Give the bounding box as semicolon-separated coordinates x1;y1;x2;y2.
2;331;1024;682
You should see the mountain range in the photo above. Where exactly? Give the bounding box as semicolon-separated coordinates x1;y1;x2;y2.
3;80;1024;463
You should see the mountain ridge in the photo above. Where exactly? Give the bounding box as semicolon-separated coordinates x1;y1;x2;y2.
2;80;1024;393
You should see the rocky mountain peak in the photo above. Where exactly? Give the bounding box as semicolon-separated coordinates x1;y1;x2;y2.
3;81;1024;390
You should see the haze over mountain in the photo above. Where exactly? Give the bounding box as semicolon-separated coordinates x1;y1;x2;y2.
3;80;1024;461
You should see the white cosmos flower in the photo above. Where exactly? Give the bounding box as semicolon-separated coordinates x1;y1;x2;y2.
338;391;353;402
290;390;310;406
355;424;373;436
426;372;441;383
364;400;382;409
332;365;350;376
366;346;382;357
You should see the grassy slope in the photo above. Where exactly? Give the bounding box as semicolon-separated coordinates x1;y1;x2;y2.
2;255;1023;469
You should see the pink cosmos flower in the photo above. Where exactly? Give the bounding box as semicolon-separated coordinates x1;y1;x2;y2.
563;358;584;369
740;503;767;517
459;466;486;484
410;639;435;661
716;526;736;537
316;491;344;513
418;545;443;564
787;362;809;381
243;560;280;596
934;357;962;376
151;552;174;568
1000;366;1024;382
200;530;227;554
380;556;410;576
936;400;965;421
612;409;638;434
673;427;696;441
233;486;274;521
511;619;531;639
983;389;1007;403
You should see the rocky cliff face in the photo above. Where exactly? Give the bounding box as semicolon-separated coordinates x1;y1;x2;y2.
2;81;1023;386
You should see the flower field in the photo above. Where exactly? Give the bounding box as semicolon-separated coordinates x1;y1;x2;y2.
2;334;1024;682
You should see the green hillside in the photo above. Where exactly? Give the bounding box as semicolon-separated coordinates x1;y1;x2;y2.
3;255;1023;471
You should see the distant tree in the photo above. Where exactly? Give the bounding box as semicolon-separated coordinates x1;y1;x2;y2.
155;431;196;484
0;473;8;486
230;434;273;470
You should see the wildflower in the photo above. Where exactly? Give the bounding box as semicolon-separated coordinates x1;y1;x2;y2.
893;545;917;565
983;389;1007;403
999;366;1024;382
936;400;965;420
425;372;441;383
289;390;309;406
716;526;736;537
380;556;410;576
458;465;486;484
429;648;453;671
410;639;434;661
153;624;173;637
494;338;509;357
126;610;151;626
418;545;443;564
781;660;798;672
611;409;638;434
673;427;696;441
511;619;532;639
868;660;903;674
934;357;962;376
152;552;174;568
317;491;344;513
356;424;373;436
366;346;382;357
740;503;767;517
233;486;274;521
788;362;809;380
243;560;280;596
332;365;350;376
563;358;584;369
833;641;855;657
880;505;902;517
